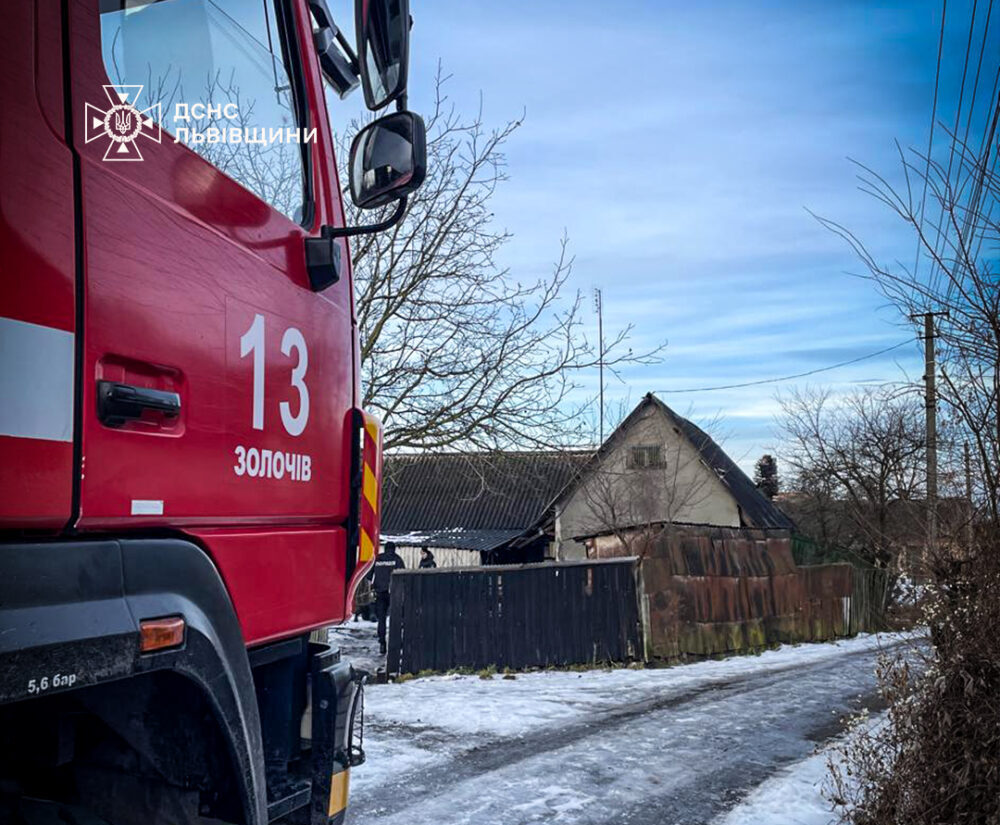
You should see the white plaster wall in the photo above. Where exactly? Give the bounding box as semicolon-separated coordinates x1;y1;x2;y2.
556;405;739;557
395;545;482;569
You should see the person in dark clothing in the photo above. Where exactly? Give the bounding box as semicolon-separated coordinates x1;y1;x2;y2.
418;546;437;569
372;541;405;653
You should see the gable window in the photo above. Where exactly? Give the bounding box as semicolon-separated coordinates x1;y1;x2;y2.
627;445;664;470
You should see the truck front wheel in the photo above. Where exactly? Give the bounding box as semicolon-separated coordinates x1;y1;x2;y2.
0;671;246;825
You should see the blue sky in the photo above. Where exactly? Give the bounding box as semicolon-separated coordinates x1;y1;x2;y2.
332;0;996;473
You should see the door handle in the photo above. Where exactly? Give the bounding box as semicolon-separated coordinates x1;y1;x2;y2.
97;381;181;428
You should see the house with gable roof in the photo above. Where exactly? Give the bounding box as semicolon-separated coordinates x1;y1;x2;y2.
549;393;794;559
380;394;793;566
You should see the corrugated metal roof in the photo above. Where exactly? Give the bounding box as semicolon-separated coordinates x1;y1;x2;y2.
382;451;592;542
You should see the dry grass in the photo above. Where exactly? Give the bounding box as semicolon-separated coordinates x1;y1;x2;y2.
829;539;1000;825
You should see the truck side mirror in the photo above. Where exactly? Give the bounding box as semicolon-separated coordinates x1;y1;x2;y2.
349;111;426;209
306;111;424;286
355;0;409;110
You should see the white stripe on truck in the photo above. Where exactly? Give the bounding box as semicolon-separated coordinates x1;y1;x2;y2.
0;317;74;443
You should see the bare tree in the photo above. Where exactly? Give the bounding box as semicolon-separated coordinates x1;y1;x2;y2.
817;52;1000;824
777;386;926;568
785;462;854;553
341;70;664;451
105;34;306;221
811;123;1000;532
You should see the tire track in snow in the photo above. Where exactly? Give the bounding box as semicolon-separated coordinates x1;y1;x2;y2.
349;640;909;822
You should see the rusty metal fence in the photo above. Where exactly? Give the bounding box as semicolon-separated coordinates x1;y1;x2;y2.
384;530;889;674
595;527;888;660
386;559;641;675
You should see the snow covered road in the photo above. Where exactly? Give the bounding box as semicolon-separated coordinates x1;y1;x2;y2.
340;632;918;825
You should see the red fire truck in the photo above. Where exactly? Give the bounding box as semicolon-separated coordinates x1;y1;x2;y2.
0;0;425;822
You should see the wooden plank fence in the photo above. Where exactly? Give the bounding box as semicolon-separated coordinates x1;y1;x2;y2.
849;567;891;634
386;558;641;675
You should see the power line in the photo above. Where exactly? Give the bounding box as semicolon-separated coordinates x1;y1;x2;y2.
957;9;1000;263
963;0;999;269
935;0;996;299
927;0;978;293
915;0;948;279
656;340;914;394
967;68;1000;263
962;0;995;150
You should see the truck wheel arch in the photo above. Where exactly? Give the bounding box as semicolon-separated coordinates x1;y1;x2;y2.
0;537;268;825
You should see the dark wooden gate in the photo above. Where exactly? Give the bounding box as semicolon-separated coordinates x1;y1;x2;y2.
386;558;641;674
849;567;890;634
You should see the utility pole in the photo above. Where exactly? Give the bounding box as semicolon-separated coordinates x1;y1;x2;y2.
911;310;948;557
964;440;974;551
593;288;604;444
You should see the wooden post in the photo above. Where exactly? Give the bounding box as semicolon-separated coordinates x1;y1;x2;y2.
965;440;974;551
911;310;947;558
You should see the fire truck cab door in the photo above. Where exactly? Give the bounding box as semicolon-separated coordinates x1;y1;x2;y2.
66;0;353;537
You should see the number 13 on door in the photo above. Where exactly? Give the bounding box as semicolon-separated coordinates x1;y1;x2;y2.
238;312;310;437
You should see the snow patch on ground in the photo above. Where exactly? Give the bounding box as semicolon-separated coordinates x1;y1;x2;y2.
350;631;914;798
716;747;839;825
328;619;385;674
363;632;908;740
716;713;887;825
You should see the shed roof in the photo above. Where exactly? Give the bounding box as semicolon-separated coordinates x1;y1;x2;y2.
382;451;592;552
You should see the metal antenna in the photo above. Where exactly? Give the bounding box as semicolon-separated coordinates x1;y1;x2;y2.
593;288;604;445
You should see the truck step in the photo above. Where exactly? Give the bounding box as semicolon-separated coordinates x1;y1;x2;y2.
266;774;312;822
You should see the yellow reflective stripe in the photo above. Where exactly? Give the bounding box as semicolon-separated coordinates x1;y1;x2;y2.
328;769;350;816
364;418;379;443
360;529;374;562
362;463;378;512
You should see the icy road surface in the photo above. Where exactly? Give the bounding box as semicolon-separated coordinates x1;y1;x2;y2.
715;711;887;825
338;631;918;825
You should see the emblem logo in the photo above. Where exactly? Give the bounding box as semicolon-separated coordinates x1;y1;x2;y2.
84;85;162;162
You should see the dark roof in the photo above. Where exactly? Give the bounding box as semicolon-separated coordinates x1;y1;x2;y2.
556;394;795;532
382;451;592;552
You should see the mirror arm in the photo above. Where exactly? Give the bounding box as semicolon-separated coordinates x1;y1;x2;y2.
306;199;407;290
323;197;407;239
308;0;359;72
334;28;359;72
